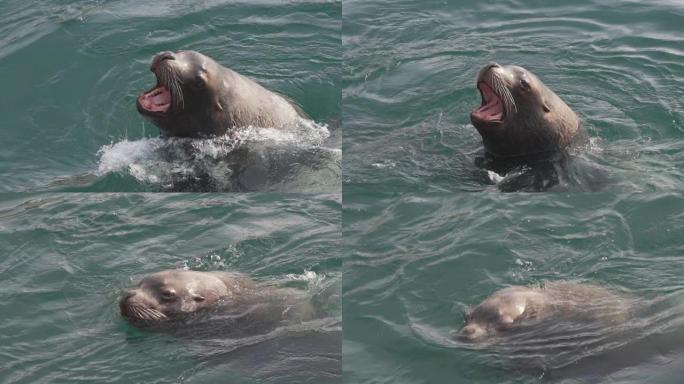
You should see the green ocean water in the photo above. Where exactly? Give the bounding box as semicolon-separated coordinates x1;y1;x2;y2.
3;0;684;383
343;192;684;383
342;2;684;381
0;193;341;383
0;0;341;192
343;0;684;192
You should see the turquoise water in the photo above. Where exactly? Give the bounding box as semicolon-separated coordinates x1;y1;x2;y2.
0;0;341;192
343;192;684;383
343;0;684;192
0;193;341;383
342;3;684;380
3;0;684;383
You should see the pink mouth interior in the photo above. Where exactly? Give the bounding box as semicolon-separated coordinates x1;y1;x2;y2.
139;85;171;113
472;82;503;121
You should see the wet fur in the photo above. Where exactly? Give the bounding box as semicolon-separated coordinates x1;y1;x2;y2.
137;50;302;138
460;282;632;341
119;270;316;325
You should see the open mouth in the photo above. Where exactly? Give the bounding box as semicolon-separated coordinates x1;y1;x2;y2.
472;81;504;122
138;83;171;113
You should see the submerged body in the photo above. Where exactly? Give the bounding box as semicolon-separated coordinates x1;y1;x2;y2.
459;281;632;341
470;63;581;159
137;50;302;138
119;269;315;325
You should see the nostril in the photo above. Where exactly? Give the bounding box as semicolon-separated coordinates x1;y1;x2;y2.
157;51;174;61
120;290;136;302
487;63;500;70
151;51;175;70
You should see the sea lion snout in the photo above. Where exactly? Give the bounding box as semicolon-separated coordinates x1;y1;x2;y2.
118;288;167;321
118;289;141;310
119;288;141;307
477;62;502;82
482;62;500;74
151;51;176;71
119;289;136;302
459;323;488;341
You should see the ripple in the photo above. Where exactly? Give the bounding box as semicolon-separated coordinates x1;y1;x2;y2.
344;192;684;381
0;193;341;383
0;0;340;192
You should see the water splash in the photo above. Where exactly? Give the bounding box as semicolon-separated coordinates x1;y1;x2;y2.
285;270;325;287
96;118;334;191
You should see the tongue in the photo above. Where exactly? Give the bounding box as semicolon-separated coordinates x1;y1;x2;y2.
139;85;171;112
473;82;503;121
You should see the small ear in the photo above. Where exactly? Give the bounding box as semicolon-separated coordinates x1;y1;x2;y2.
192;294;206;302
543;102;551;113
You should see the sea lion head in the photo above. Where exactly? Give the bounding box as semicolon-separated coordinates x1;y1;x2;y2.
459;287;544;341
470;63;579;158
136;50;230;137
119;270;229;323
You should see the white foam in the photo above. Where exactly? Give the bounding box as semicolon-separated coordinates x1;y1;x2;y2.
371;161;396;169
284;270;329;291
587;136;604;154
96;137;165;176
96;118;331;187
286;270;322;283
486;170;504;183
233;118;330;147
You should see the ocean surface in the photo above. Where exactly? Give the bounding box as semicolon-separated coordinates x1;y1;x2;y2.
343;192;684;383
3;0;684;383
0;0;341;192
342;4;684;381
0;193;341;383
343;0;684;193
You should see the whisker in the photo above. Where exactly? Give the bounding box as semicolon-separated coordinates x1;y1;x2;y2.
488;72;517;115
125;304;168;321
157;65;184;112
171;70;184;110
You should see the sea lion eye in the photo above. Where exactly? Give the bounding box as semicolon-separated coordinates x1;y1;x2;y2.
192;75;206;88
191;67;208;89
160;290;177;301
520;78;530;91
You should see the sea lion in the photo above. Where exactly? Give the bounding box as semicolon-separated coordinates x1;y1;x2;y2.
136;50;302;138
470;63;581;159
459;281;631;341
119;269;315;324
